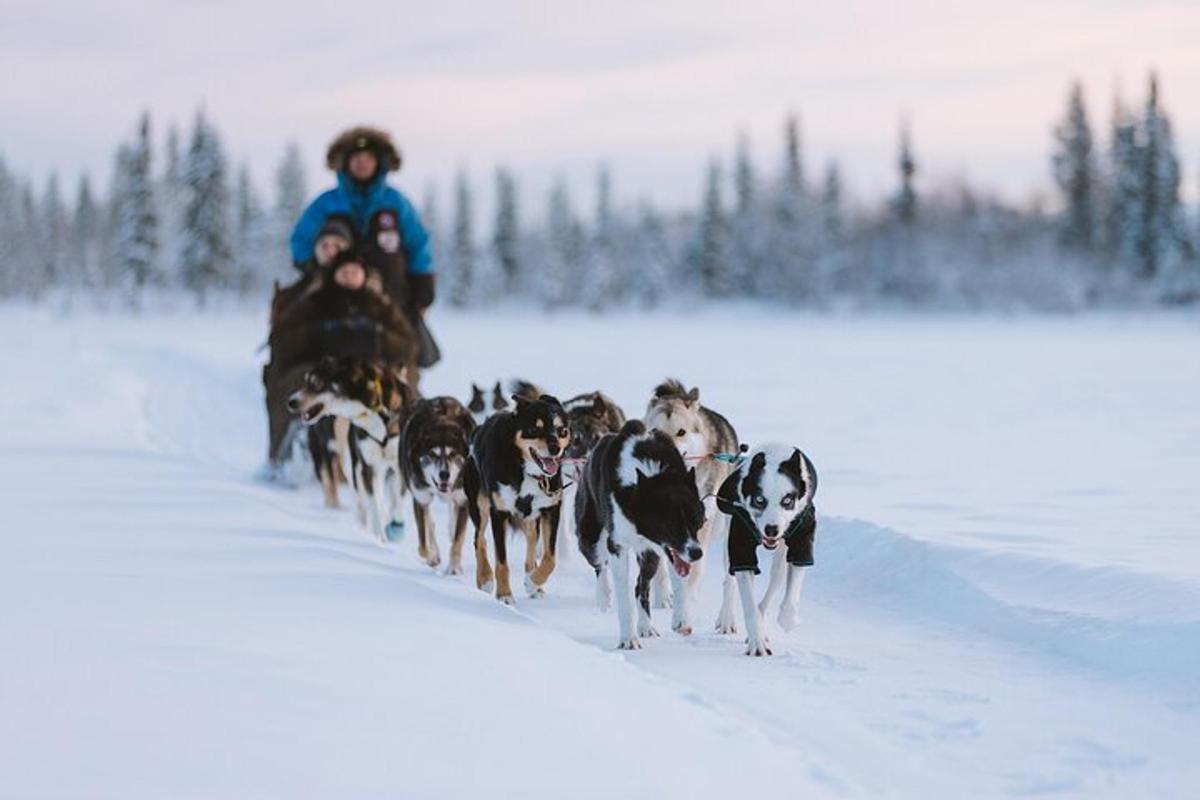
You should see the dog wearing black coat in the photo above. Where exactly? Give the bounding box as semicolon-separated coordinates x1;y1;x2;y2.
400;396;476;574
462;393;570;604
576;420;707;649
715;443;818;656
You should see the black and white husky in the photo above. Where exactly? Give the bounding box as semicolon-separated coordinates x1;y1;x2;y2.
399;396;476;574
715;443;818;656
289;357;418;543
462;393;569;604
576;421;706;649
644;379;740;628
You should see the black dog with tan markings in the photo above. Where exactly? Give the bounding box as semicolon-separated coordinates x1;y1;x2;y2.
462;393;570;604
400;396;476;574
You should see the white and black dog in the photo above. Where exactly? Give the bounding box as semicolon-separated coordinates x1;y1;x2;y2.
399;396;476;574
715;443;818;656
462;393;569;604
289;357;418;543
576;420;706;649
644;379;740;628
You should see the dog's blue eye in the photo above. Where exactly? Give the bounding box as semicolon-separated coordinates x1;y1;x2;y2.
781;494;795;509
751;494;767;509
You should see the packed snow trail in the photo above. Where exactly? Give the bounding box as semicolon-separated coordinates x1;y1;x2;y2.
1;308;1198;798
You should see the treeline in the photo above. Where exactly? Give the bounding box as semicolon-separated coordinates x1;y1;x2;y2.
1;72;1197;311
0;111;307;306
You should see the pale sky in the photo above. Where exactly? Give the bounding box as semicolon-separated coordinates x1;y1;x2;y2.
3;0;1198;215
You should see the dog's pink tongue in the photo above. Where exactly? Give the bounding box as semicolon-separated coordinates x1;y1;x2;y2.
671;554;691;578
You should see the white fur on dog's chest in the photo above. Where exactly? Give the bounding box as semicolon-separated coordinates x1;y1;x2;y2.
493;471;559;518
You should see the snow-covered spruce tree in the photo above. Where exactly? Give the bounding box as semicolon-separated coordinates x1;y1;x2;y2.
581;163;622;310
180;110;232;304
821;160;844;244
112;113;160;304
71;175;101;297
893;121;918;226
18;184;44;297
819;160;846;297
492;167;520;294
158;124;186;288
542;178;582;307
696;159;732;295
630;202;672;307
763;113;813;300
782;112;805;197
1105;95;1141;273
0;156;25;297
1135;73;1186;282
448;170;475;307
730;132;761;295
882;120;923;301
1051;81;1099;252
273;142;307;276
41;174;68;298
233;165;273;295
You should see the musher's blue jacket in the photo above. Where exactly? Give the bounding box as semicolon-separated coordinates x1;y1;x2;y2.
289;170;432;274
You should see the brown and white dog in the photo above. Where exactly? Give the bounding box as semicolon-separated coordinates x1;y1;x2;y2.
461;393;570;604
399;396;476;573
289;357;418;542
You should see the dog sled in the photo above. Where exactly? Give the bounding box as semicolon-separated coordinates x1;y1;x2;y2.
261;269;430;480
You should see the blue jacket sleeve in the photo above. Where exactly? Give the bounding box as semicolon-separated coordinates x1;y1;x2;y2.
289;193;333;267
395;192;433;275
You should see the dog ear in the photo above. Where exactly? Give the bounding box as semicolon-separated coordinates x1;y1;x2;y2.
685;387;700;406
592;394;606;414
538;393;563;409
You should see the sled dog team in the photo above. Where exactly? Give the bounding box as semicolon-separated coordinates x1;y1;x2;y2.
289;363;818;657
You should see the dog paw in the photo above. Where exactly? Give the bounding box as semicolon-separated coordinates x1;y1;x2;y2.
672;620;693;636
617;637;643;651
496;593;515;606
714;607;738;635
527;586;546;599
745;637;773;657
777;604;799;631
479;579;495;594
443;563;462;577
425;555;441;569
638;623;661;638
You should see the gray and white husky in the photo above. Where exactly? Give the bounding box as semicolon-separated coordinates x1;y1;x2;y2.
643;379;740;632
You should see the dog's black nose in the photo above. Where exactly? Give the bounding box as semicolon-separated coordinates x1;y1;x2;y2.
438;469;450;482
287;396;300;412
687;544;703;562
764;524;779;539
547;441;561;456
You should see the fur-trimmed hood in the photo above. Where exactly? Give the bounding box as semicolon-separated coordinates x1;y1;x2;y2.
326;126;402;172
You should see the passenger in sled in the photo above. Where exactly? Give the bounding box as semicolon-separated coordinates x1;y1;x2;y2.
262;246;418;472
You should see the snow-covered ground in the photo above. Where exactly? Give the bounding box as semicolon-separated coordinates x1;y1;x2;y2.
1;306;1198;798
